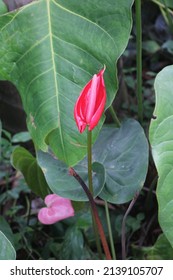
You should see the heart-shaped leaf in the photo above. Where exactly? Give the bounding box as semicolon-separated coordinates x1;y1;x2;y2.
37;119;148;204
0;0;133;166
149;65;173;247
0;231;16;260
12;146;50;198
37;151;105;201
93;119;149;204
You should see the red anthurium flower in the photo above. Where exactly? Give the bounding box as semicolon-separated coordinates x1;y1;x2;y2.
38;194;74;225
74;67;106;133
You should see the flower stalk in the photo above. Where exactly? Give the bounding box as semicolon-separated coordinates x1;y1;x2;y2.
73;67;110;259
87;129;103;259
69;167;112;260
87;130;93;194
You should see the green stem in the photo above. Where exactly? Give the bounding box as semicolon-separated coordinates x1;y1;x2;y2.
87;129;103;259
109;105;121;127
87;130;94;194
135;0;143;124
105;201;116;260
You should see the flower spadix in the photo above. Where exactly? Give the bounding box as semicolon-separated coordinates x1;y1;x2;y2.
74;67;106;133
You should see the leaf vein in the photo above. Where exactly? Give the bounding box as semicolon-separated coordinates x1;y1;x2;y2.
47;0;67;162
52;0;116;48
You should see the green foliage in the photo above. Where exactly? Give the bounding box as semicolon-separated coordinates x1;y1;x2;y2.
37;151;105;201
59;226;84;260
11;132;31;143
0;1;8;14
93;119;149;204
0;0;133;166
142;40;160;54
149;65;173;247
0;231;16;260
125;213;145;234
158;0;173;8
132;234;173;260
0;126;31;165
12;147;50;198
37;119;148;203
162;40;173;54
0;216;15;247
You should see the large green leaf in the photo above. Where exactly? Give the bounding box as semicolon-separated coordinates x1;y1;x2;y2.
37;151;105;201
0;0;133;166
149;65;173;247
0;231;16;260
38;119;148;204
93;119;149;204
12;146;50;198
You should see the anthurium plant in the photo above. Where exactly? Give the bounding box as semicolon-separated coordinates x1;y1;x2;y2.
0;0;173;260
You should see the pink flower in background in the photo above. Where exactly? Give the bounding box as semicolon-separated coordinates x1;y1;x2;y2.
74;67;106;133
38;194;74;225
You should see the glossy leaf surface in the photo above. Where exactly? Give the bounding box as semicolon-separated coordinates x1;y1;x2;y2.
37;119;148;204
37;151;105;201
0;0;133;166
93;119;149;204
149;65;173;247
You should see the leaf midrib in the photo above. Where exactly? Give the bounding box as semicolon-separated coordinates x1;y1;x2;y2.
47;0;66;162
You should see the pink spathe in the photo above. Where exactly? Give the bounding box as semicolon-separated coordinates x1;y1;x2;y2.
74;67;106;133
38;194;75;225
